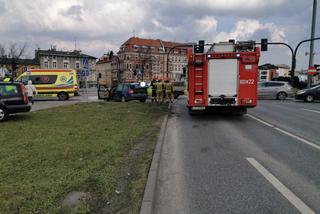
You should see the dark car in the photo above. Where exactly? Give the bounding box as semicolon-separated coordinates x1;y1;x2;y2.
0;82;31;121
295;84;320;102
113;83;148;102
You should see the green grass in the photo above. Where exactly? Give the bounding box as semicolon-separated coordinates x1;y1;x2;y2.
0;102;167;213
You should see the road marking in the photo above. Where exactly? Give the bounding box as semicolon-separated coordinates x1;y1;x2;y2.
247;114;320;151
247;114;274;128
246;158;315;214
301;108;320;114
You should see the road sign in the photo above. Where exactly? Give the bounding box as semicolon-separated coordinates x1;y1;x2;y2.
81;69;89;77
83;58;89;69
308;66;317;75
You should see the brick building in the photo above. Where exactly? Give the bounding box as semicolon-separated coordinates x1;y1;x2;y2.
117;37;188;82
96;54;118;87
35;47;97;87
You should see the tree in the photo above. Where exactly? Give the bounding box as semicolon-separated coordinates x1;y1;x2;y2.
0;43;27;78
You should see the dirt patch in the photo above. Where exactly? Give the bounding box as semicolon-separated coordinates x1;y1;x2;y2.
61;191;91;208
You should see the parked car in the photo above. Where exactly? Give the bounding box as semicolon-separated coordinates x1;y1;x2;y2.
258;81;293;100
0;82;31;121
172;81;185;99
112;83;148;102
295;84;320;102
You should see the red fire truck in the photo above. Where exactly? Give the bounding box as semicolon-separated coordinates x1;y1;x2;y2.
187;40;260;115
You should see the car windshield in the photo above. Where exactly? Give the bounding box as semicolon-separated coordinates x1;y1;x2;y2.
310;85;320;90
0;84;20;96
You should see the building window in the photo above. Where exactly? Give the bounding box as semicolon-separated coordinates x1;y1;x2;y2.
44;61;48;68
75;62;80;69
63;62;69;68
52;61;57;68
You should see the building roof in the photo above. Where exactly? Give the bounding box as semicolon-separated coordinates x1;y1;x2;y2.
0;57;40;65
96;57;112;65
122;37;187;49
35;49;97;59
276;64;290;69
258;63;279;70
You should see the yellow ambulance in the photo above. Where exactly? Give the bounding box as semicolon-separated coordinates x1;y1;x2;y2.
16;69;79;100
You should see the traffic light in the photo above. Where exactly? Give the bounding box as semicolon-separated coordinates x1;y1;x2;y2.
315;64;320;71
261;38;268;51
109;51;114;59
194;40;205;53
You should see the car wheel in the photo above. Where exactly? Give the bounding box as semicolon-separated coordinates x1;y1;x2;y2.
277;92;287;100
58;92;69;101
140;99;146;103
305;95;314;102
0;107;8;122
121;96;126;102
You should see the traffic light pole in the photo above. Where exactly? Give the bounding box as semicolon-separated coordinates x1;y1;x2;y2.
258;38;320;86
257;42;295;85
293;37;320;87
308;0;317;88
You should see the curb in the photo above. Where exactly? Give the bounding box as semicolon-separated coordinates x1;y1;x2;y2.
140;103;171;214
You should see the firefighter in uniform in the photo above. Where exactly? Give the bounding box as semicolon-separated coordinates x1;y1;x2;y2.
150;77;157;103
164;78;174;103
155;79;164;103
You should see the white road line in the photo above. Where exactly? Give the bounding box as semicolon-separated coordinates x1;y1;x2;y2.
247;114;320;151
247;114;274;128
273;128;320;151
246;158;315;214
301;108;320;114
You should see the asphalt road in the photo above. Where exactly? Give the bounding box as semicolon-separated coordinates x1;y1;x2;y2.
154;97;320;214
31;88;99;111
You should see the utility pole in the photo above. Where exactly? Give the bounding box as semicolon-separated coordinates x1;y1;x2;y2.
308;0;317;88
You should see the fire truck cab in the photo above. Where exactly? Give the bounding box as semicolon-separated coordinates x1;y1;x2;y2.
187;40;260;115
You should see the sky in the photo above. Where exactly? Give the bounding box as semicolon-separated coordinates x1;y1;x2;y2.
0;0;319;70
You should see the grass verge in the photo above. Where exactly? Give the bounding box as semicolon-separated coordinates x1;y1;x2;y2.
0;102;167;213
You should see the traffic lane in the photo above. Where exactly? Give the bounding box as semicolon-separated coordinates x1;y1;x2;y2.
154;99;313;214
180;106;320;213
250;100;320;144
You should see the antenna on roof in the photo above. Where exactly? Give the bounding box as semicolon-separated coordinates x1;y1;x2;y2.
74;37;77;51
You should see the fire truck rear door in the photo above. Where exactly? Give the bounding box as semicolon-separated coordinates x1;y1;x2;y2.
208;59;238;97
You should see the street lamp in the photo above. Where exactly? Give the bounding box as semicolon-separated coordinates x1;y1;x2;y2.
109;51;121;83
166;43;196;78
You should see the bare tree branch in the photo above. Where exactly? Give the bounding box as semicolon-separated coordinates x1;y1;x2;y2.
17;43;27;58
0;44;6;58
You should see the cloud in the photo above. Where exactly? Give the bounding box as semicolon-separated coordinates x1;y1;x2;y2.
196;16;218;34
215;19;286;42
60;5;83;21
0;0;317;68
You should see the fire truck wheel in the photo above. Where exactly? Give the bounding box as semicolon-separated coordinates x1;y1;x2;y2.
188;108;201;116
232;108;247;116
277;92;287;100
